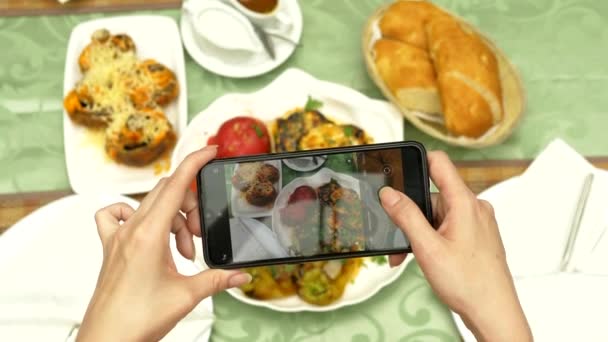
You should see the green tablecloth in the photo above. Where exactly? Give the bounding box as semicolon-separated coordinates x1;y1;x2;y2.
1;0;608;340
2;0;608;194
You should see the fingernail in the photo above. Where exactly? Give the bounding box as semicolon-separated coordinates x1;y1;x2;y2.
205;145;219;151
379;186;400;207
228;272;252;288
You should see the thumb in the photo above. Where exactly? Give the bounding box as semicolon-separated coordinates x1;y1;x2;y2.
186;269;252;301
379;187;440;251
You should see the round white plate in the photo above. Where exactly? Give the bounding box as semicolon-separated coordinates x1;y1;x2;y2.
271;167;361;255
0;194;212;342
282;155;328;172
180;0;303;78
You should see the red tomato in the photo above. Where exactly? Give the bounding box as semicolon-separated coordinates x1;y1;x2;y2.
207;117;271;158
288;186;317;204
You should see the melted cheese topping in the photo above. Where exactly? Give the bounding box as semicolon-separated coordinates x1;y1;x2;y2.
76;32;174;116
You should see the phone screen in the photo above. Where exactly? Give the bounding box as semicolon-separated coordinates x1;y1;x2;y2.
199;144;429;267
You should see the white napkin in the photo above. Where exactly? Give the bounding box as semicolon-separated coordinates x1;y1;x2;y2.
485;139;608;277
0;194;213;341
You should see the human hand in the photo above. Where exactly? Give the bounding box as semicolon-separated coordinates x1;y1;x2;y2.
77;146;251;342
379;151;532;342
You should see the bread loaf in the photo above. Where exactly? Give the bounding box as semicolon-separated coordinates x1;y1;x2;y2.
373;39;441;114
373;0;504;138
427;16;503;137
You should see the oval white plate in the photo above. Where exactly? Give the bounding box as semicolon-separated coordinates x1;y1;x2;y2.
174;68;406;312
180;0;303;78
0;194;212;342
63;15;188;195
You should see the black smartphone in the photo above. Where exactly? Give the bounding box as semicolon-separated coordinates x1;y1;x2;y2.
196;141;432;269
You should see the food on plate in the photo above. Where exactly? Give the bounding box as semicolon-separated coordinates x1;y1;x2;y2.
297;259;363;305
78;29;136;72
232;162;279;207
371;0;503;138
244;180;277;206
105;108;176;166
240;264;298;300
280;185;318;225
272;97;373;152
128;59;179;108
208;116;271;158
280;178;365;255
64;28;179;166
240;259;363;305
63;88;113;128
273;109;331;152
299;123;372;150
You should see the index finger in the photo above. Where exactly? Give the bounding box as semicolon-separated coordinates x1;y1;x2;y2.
427;151;473;207
151;145;217;228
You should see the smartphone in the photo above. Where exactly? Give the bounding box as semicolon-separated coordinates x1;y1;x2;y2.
196;141;432;269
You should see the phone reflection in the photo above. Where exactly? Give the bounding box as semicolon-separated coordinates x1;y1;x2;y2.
215;149;411;264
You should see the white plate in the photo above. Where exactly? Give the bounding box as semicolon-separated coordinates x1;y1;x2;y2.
230;160;282;218
0;194;211;342
171;68;404;166
451;176;608;341
271;167;361;255
173;68;405;312
282;155;328;172
180;0;303;78
63;15;188;195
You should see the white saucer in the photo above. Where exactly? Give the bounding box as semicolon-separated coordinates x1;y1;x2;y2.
180;0;303;78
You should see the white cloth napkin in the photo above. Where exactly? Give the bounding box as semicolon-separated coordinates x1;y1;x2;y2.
486;138;608;277
0;194;212;341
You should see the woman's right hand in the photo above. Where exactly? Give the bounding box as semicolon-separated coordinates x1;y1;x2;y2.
379;151;532;342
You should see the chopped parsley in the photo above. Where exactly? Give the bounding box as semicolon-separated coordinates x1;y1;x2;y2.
343;126;354;137
370;256;388;265
252;123;264;138
304;95;323;112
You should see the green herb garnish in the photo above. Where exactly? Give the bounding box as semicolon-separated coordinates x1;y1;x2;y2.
252;124;264;138
304;95;323;112
343;126;354;137
370;256;388;265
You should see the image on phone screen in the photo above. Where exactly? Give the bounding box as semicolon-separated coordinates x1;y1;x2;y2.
200;145;428;267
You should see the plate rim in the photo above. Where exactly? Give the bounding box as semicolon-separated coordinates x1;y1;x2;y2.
179;0;303;78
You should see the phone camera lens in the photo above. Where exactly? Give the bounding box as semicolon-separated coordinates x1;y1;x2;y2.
383;165;392;176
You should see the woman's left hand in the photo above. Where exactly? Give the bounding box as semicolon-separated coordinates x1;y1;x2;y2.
77;146;251;342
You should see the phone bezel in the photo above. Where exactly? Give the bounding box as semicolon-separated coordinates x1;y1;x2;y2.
196;141;432;269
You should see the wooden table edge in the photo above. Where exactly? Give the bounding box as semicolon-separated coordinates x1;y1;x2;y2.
2;157;608;234
0;0;181;17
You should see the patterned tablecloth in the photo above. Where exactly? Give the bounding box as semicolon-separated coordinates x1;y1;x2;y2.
1;0;607;340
